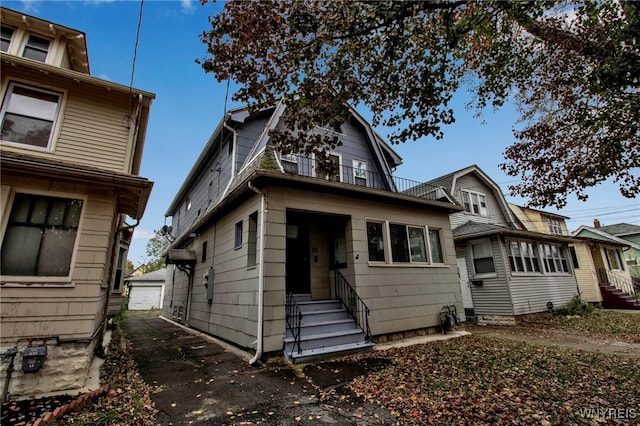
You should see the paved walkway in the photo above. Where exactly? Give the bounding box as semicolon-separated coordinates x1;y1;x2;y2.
121;311;396;425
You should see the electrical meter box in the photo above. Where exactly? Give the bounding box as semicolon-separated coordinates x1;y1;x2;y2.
22;346;47;373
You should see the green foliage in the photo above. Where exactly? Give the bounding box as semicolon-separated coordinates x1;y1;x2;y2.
137;229;169;274
199;0;640;208
553;295;595;316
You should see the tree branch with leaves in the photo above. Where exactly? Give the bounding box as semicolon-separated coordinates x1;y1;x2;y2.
198;0;639;208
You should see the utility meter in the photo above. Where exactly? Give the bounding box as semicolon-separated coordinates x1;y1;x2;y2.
22;346;47;373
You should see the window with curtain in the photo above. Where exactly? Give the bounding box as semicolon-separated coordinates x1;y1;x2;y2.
1;193;83;276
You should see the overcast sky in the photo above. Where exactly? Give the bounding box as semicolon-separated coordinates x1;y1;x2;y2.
5;0;638;266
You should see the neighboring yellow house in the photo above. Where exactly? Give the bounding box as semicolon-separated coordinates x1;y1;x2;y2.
0;7;154;397
572;225;638;309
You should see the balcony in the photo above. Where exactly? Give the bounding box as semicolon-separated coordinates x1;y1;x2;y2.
279;154;451;203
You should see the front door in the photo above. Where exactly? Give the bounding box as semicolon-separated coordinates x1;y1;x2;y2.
286;212;310;294
457;257;474;312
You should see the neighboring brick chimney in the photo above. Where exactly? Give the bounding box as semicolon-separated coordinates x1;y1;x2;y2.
594;219;601;228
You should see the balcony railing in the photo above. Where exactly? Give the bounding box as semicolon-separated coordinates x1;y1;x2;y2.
279;155;450;202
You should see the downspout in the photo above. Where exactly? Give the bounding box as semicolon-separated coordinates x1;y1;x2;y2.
219;117;238;200
248;181;266;364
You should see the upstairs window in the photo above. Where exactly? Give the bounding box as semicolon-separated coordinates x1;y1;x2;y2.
280;153;298;174
545;216;563;235
1;83;62;149
1;193;83;277
22;34;51;62
1;26;14;52
352;159;367;186
316;153;341;182
462;190;488;216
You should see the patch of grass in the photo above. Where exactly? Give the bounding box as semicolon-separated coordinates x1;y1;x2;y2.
547;309;640;343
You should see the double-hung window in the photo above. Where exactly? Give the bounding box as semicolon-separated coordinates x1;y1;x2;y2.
315;153;341;182
470;239;495;275
234;220;243;249
352;159;367;186
280;153;298;174
1;82;62;149
461;190;488;216
1;26;14;52
1;193;83;277
545;216;563;235
366;221;386;262
22;34;51;62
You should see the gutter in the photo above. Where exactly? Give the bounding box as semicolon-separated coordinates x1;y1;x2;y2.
248;181;266;364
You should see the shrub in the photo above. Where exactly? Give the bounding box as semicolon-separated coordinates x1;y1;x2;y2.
554;295;594;316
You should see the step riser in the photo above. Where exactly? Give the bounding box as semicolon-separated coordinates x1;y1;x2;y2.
301;311;351;322
286;321;359;338
285;332;366;352
289;345;373;364
298;301;343;312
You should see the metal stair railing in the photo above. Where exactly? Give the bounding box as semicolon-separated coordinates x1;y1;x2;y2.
334;270;372;342
597;268;637;297
285;293;303;355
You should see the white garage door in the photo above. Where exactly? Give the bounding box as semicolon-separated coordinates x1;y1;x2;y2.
129;285;163;310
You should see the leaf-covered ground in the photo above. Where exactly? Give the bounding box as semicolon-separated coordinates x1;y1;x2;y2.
539;310;640;343
325;335;639;425
58;324;157;426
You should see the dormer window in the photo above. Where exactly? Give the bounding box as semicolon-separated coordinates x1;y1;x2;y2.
545;216;562;235
1;26;14;52
22;34;51;62
462;190;488;216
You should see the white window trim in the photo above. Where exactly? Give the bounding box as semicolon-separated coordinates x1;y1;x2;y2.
507;239;543;275
352;158;367;186
0;187;86;283
461;189;488;216
469;238;497;278
0;80;66;152
21;33;52;63
605;247;625;271
365;219;448;267
540;243;571;274
312;152;342;182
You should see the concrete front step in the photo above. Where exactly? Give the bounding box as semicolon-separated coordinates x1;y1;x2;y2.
297;299;343;312
284;328;367;353
286;341;374;364
285;318;360;338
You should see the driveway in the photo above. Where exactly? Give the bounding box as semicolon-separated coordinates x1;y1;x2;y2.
121;311;399;425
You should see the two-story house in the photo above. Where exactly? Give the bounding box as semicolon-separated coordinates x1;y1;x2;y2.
162;102;464;363
424;165;579;325
0;8;154;397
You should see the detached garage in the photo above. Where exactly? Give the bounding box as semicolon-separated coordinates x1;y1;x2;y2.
126;268;166;310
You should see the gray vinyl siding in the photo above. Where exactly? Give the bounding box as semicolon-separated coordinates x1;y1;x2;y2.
499;239;579;314
171;136;234;237
450;174;510;230
236;115;268;171
457;237;514;316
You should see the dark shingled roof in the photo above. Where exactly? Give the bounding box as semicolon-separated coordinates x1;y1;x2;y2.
597;223;640;237
452;221;509;238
